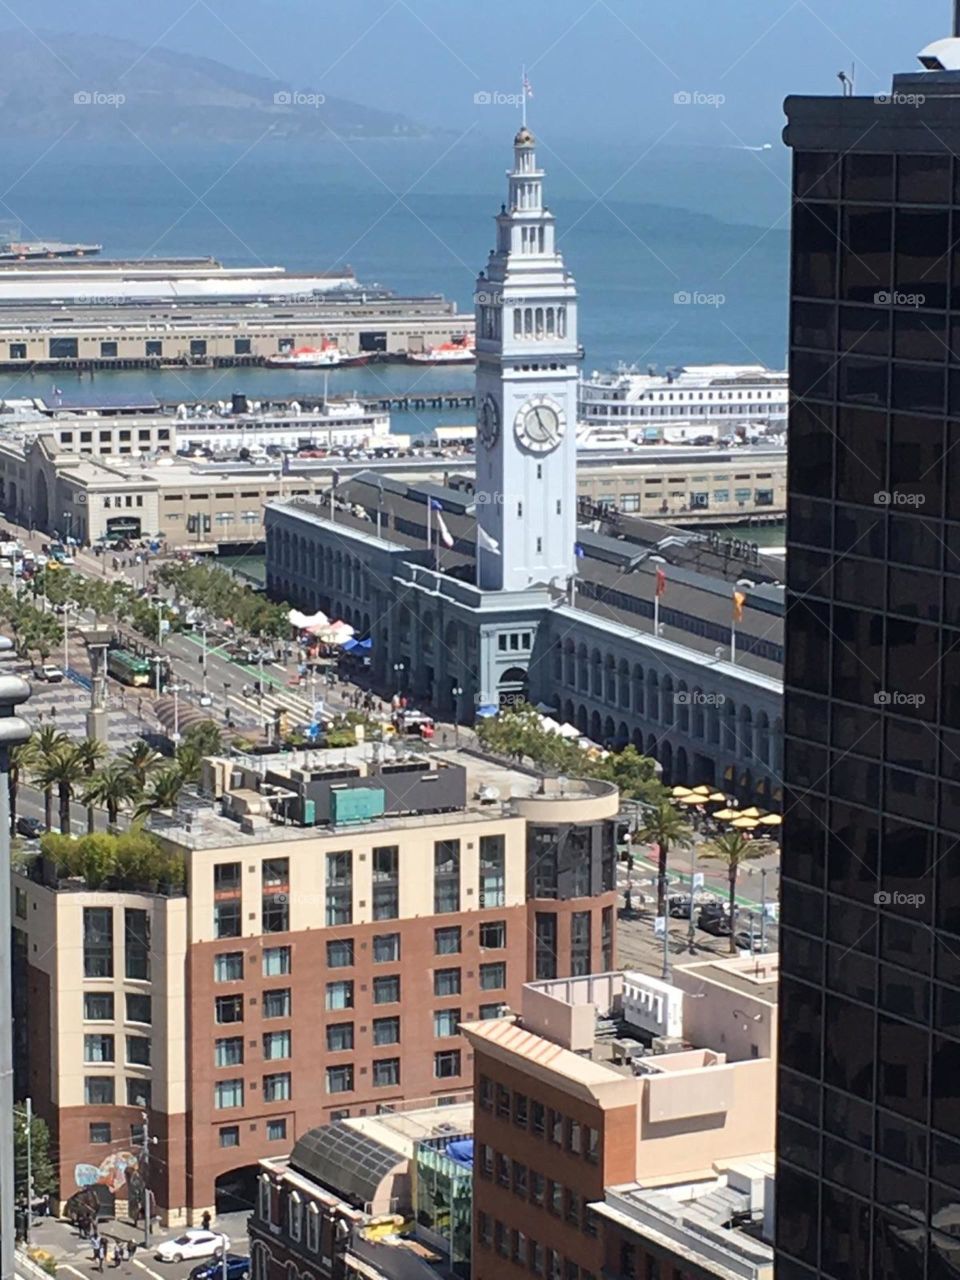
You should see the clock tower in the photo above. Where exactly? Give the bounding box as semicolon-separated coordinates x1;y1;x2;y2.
474;126;580;592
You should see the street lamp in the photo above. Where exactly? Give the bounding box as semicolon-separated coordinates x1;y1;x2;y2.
0;669;32;1280
393;661;405;693
451;684;463;746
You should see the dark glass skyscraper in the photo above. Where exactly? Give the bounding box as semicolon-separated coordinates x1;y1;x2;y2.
778;44;960;1280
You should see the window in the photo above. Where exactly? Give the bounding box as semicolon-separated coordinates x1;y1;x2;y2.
262;946;290;977
478;1076;493;1111
434;1008;460;1037
326;939;354;969
126;1036;151;1066
514;1163;528;1199
215;952;244;982
215;995;244;1024
532;1101;545;1137
434;968;461;997
267;1119;287;1142
480;1003;503;1020
536;913;558;981
325;851;352;926
264;989;291;1018
479;921;506;949
126;1080;151;1108
89;1123;111;1144
434;839;460;913
434;1050;461;1079
263;1072;291;1103
372;845;399;920
215;1037;244;1068
478;1211;491;1248
215;1079;244;1109
326;1065;354;1094
124;909;150;981
549;1109;563;1145
497;1085;510;1119
530;1170;545;1205
83;907;113;978
373;1058;400;1088
84;1034;114;1063
496;1154;511;1188
213;898;241;939
479;836;505;908
586;1127;600;1164
373;1016;400;1046
214;863;242;938
326;1022;354;1052
373;976;400;1004
570;912;591;977
262;858;290;933
263;1030;291;1060
219;1126;240;1149
434;926;461;955
126;994;151;1024
326;981;354;1011
373;933;400;963
480;962;506;990
85;1077;114;1105
514;1093;529;1128
84;993;114;1021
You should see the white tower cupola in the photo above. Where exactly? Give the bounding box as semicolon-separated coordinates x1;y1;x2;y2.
474;127;581;593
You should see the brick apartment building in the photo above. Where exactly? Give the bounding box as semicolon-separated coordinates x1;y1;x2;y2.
12;748;619;1223
463;959;778;1280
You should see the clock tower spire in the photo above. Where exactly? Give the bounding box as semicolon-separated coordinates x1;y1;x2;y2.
474;126;580;593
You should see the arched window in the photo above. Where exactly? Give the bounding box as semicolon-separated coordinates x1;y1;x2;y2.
557;307;567;338
535;308;544;339
306;1203;320;1253
514;309;522;338
538;226;545;252
288;1191;302;1241
258;1175;271;1223
524;308;533;338
546;308;555;336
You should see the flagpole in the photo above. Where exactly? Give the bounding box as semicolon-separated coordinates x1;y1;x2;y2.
521;65;527;128
731;619;737;664
654;593;659;636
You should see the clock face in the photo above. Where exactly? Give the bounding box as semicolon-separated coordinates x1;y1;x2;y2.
514;397;565;454
477;394;500;449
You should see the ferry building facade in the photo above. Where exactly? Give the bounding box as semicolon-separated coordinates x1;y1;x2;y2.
266;129;783;800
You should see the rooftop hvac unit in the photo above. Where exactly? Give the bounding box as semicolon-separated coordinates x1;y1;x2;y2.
651;1036;691;1055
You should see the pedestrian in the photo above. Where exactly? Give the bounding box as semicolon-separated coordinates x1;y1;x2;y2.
96;1239;106;1272
201;1211;211;1231
113;1242;124;1268
126;1242;137;1261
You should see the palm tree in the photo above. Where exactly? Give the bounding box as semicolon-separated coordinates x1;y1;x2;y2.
634;798;695;917
118;740;163;793
8;739;38;837
82;763;141;831
134;768;185;819
30;726;69;832
74;738;107;833
701;830;766;954
36;745;87;836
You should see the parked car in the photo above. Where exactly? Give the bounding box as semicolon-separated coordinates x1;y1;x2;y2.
34;664;65;683
156;1231;231;1264
697;905;733;937
189;1255;250;1280
15;817;45;840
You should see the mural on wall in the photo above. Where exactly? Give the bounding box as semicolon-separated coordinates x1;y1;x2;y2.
73;1151;140;1195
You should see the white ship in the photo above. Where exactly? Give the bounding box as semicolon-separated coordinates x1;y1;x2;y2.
578;363;788;444
173;398;392;452
267;341;369;369
408;335;475;365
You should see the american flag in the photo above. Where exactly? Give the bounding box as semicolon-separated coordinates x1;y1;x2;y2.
523;74;533;99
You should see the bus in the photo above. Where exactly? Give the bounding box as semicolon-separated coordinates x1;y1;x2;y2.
107;649;152;687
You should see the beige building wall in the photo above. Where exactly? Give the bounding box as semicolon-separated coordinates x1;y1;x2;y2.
672;957;778;1062
576;457;786;521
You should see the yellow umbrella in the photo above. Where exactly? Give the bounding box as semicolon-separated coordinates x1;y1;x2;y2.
708;792;727;802
690;784;713;797
758;813;783;826
731;816;760;829
739;806;763;819
713;808;739;820
672;785;694;797
678;794;704;805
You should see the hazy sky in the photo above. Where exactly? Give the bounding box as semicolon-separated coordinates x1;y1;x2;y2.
12;0;947;142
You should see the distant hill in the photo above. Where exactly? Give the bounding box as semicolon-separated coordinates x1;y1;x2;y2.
0;31;428;142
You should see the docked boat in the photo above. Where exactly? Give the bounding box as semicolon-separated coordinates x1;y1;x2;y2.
408;335;475;365
267;341;368;369
579;363;788;443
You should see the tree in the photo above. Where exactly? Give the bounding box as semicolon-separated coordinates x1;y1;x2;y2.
701;830;766;954
118;740;163;793
15;1105;56;1199
134;768;185;818
82;763;141;830
36;746;87;836
29;727;69;832
181;721;223;757
589;745;664;804
8;740;37;838
634;798;694;917
74;738;107;834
